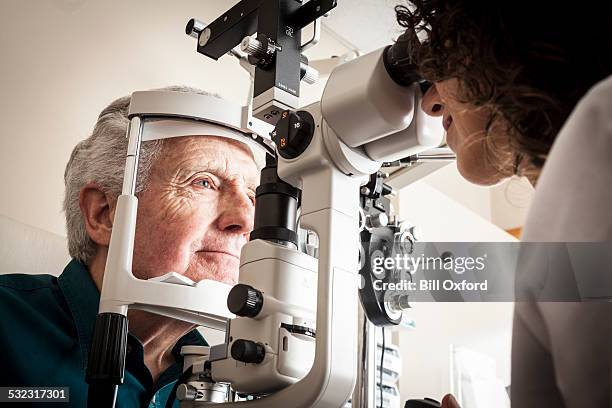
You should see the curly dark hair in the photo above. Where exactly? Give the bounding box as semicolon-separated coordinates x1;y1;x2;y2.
395;1;612;177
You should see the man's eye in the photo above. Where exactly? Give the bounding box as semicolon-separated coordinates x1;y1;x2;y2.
194;178;215;189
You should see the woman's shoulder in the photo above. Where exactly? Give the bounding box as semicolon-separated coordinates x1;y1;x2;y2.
523;74;612;242
557;74;612;147
584;74;612;101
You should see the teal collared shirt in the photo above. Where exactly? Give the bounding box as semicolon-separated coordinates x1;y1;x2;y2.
0;259;208;407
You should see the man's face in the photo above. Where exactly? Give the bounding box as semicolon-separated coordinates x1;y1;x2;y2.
131;135;259;285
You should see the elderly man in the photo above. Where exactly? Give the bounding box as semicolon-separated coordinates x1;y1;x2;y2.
0;87;260;407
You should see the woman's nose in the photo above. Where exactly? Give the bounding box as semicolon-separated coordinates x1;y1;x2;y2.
421;84;444;117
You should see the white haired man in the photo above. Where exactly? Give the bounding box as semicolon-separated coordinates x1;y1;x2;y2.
0;87;260;407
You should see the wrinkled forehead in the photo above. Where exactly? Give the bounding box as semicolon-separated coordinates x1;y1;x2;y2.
154;135;260;187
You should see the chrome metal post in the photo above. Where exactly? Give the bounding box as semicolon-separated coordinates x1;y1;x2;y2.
352;306;377;407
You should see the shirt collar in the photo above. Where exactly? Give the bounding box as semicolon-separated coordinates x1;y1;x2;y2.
57;259;208;370
58;258;101;368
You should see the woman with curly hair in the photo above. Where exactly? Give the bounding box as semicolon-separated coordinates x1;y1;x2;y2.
394;1;612;407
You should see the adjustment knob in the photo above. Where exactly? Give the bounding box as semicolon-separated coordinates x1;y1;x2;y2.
366;212;389;228
227;284;263;318
271;110;315;159
185;18;206;39
231;339;266;364
240;36;265;56
300;63;319;85
176;384;197;401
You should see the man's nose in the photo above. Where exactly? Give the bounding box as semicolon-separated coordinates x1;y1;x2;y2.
421;84;444;117
216;188;255;235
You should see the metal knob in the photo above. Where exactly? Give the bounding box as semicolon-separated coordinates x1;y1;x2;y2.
387;293;411;313
240;36;265;56
408;225;423;241
176;384;197;401
231;339;266;364
185;18;206;39
227;284;263;318
366;213;388;228
300;63;319;84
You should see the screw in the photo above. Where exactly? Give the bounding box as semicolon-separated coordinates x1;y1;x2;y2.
408;226;423;241
360;186;370;195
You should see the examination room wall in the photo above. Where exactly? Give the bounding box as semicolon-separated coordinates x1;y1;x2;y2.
394;181;516;403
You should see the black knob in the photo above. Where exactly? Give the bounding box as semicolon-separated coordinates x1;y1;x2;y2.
405;398;441;408
271;110;315;159
231;339;265;364
227;284;264;318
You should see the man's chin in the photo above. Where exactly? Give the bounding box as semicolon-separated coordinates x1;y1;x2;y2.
188;253;240;285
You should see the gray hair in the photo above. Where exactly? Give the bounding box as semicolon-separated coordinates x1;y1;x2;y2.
63;86;218;265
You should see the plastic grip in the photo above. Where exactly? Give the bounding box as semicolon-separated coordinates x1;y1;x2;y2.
86;313;128;408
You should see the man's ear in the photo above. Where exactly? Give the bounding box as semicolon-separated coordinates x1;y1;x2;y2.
79;183;117;247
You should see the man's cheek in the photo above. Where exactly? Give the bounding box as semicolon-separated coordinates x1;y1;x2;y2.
159;189;195;223
133;208;202;277
133;230;192;279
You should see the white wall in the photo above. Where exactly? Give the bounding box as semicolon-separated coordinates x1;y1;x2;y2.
489;177;534;230
397;303;513;401
415;163;534;232
395;180;516;403
421;164;492;223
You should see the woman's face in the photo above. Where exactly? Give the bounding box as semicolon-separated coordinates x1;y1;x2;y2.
421;79;512;186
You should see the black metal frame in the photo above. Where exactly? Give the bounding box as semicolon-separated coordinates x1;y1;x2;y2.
194;0;337;103
358;173;403;326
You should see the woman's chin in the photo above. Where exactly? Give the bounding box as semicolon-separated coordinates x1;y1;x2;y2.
456;158;506;186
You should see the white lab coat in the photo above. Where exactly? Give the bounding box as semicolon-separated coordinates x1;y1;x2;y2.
512;75;612;407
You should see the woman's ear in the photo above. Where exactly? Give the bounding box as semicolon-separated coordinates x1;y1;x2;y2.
79;183;116;247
